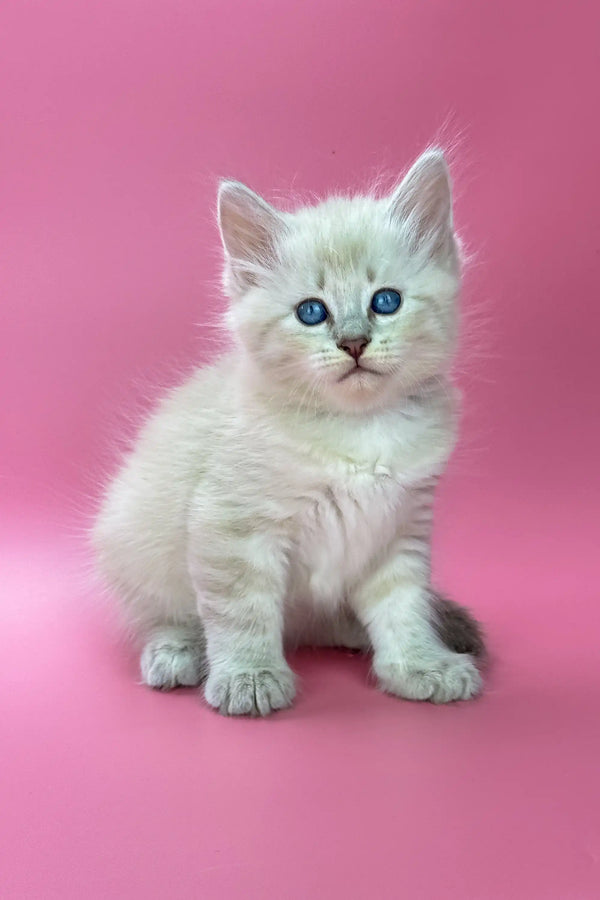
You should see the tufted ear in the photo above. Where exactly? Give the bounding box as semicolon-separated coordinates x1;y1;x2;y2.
388;148;455;262
218;180;287;294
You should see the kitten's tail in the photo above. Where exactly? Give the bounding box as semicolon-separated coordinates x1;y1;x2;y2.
430;592;486;659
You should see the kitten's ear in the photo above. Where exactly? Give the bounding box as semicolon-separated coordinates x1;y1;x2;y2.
388;149;455;262
218;180;287;294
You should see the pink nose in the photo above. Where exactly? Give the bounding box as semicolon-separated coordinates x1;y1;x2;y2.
338;337;370;361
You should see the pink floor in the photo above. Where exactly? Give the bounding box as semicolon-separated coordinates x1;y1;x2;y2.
3;0;600;897
3;489;599;899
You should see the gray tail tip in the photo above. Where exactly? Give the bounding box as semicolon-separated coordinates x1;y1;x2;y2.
430;591;486;659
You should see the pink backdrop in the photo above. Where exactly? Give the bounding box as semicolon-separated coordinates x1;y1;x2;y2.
2;1;599;898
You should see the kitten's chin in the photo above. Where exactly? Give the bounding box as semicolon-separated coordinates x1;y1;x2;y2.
324;368;400;414
337;365;382;383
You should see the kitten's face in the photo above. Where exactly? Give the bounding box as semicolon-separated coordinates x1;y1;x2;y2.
219;150;460;414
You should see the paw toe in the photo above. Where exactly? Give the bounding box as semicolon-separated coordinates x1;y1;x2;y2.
205;667;296;716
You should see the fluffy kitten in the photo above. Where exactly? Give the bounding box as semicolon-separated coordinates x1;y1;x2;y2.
93;148;484;715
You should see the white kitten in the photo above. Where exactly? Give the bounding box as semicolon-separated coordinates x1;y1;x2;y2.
93;148;484;715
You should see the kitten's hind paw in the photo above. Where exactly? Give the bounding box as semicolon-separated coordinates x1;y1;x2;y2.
376;651;482;704
204;665;296;716
141;627;207;690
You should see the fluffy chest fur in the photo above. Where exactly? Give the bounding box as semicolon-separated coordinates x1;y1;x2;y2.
265;391;456;607
291;468;404;605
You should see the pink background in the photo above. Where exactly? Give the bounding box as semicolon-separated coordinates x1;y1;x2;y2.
2;1;599;898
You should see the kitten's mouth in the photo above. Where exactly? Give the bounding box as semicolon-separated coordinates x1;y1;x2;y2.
338;364;381;382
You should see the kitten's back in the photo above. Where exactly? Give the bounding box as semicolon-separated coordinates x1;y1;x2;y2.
93;359;235;630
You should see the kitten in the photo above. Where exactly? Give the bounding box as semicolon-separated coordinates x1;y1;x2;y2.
93;148;484;715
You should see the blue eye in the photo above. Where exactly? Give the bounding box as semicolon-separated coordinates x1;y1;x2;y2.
371;288;402;315
296;299;329;326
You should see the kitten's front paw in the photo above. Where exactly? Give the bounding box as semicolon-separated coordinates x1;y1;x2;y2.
141;631;207;690
375;651;482;703
204;664;296;716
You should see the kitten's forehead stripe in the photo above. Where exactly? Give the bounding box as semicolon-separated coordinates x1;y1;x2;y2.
289;196;394;279
314;238;371;273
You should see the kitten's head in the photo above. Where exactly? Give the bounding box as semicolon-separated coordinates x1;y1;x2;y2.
218;149;460;414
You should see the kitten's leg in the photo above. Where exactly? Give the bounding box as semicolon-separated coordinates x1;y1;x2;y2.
188;533;295;716
351;553;482;704
140;620;207;690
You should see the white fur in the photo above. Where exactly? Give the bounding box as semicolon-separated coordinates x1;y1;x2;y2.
93;149;482;715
